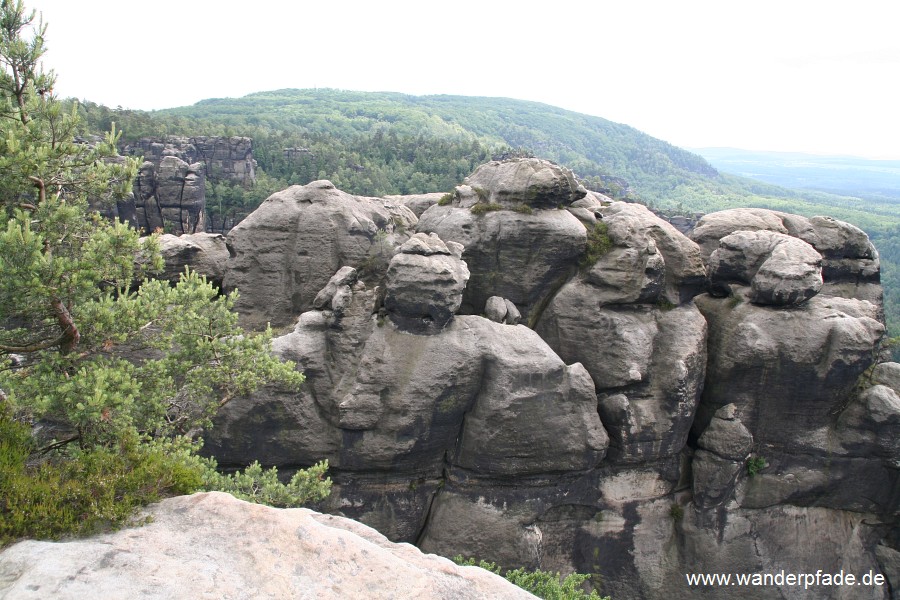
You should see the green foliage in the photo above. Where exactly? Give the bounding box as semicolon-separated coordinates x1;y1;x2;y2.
437;192;454;206
470;202;503;216
580;221;612;270
0;413;203;545
0;1;326;545
669;504;684;521
511;204;534;215
747;456;767;477
201;459;331;508
453;556;610;600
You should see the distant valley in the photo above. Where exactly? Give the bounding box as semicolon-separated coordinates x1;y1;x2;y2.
694;147;900;202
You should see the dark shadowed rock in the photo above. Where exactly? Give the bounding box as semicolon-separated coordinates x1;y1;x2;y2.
417;201;586;323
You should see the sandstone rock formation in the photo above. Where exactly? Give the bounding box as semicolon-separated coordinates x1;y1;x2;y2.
128;155;206;234
154;232;230;287
223;180;417;329
417;159;589;323
0;492;535;600
124;136;256;187
104;136;257;235
194;161;897;600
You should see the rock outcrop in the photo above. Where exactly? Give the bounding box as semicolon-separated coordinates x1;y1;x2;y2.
154;232;230;287
0;492;535;600
194;160;897;600
223;180;416;329
106;136;257;234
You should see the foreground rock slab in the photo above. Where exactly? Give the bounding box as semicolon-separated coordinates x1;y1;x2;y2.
0;492;536;600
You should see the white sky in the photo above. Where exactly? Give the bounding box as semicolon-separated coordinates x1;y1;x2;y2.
30;0;900;159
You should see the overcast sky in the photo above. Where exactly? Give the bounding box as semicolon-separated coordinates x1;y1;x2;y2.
30;0;900;159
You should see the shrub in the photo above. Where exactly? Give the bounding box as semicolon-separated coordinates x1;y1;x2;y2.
0;415;203;546
454;556;610;600
201;459;331;508
470;202;503;216
438;192;454;206
580;221;612;270
512;204;534;215
747;456;767;476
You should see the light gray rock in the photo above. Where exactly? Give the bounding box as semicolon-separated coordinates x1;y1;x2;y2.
0;492;535;600
464;157;587;208
708;230;823;306
313;266;359;310
599;202;707;303
872;362;900;392
504;299;522;325
384;192;447;218
224;180;416;329
484;296;508;322
690;209;880;302
697;404;753;460
153;232;229;286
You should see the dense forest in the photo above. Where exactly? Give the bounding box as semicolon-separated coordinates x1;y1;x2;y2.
74;89;900;339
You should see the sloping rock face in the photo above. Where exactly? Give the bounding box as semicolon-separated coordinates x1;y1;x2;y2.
223;180;417;329
0;492;535;600
205;165;898;600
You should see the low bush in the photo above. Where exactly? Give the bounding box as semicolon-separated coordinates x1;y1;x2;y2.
454;556;611;600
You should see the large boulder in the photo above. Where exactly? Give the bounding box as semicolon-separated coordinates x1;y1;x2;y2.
0;492;535;600
464;158;587;208
223;180;417;329
154;232;230;286
708;230;823;306
384;233;469;329
690;208;881;308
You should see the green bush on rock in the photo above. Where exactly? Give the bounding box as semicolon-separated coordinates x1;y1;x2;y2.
454;556;611;600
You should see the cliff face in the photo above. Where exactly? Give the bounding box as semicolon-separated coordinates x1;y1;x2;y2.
103;136;257;234
198;159;898;599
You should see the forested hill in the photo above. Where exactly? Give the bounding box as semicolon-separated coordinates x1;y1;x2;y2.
76;88;900;337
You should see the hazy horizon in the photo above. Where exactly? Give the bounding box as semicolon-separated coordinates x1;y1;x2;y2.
29;0;900;160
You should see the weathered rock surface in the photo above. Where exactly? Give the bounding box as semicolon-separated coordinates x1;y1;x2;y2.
223;180;417;328
124;136;256;187
708;230;823;306
385;192;447;218
200;165;897;600
690;208;882;310
131;155;206;234
384;233;469;329
464;158;587;208
417;202;585;323
0;492;535;600
154;232;230;286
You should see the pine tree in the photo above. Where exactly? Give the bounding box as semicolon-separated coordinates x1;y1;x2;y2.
0;1;328;543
